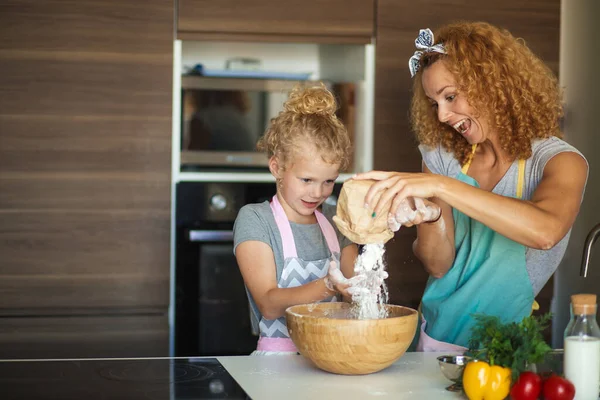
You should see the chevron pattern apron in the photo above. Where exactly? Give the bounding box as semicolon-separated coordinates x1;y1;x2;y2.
255;195;340;354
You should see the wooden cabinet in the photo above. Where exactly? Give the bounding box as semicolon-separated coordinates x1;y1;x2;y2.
0;315;168;359
178;0;375;43
0;0;173;356
374;0;560;327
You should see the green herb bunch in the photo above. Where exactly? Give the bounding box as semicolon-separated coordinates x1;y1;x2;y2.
466;313;552;381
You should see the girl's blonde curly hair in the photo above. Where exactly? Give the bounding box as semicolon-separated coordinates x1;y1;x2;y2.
257;83;352;170
411;22;563;165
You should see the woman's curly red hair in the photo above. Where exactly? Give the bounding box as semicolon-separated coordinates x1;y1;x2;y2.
411;22;563;165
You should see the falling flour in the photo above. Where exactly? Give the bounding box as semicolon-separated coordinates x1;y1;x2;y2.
348;243;389;320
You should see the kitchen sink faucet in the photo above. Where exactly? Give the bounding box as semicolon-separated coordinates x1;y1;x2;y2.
581;223;600;277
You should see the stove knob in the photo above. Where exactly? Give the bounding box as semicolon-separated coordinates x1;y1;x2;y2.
210;194;227;211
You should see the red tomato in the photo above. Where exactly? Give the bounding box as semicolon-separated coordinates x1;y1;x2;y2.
542;375;576;400
510;371;542;400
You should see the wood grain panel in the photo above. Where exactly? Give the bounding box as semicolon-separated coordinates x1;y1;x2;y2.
0;175;170;211
177;31;373;45
0;315;168;359
0;0;173;314
0;116;170;173
0;58;172;117
374;0;560;314
178;0;375;39
0;211;170;310
0;0;173;54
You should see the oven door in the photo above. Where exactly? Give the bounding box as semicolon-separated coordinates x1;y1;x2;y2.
175;227;257;357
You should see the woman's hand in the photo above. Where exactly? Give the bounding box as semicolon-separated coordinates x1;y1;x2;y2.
352;171;447;220
388;197;442;230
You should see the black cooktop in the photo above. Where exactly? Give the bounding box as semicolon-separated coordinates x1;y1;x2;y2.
0;357;250;400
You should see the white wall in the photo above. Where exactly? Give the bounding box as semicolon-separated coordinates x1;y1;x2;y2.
553;0;600;347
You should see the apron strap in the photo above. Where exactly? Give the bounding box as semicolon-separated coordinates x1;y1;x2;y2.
270;195;340;259
270;195;298;259
315;210;341;254
460;144;526;199
516;158;526;199
460;144;478;174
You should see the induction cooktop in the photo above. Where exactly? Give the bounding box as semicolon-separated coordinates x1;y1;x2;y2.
0;357;250;400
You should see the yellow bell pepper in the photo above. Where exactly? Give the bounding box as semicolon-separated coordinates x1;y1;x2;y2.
462;360;511;400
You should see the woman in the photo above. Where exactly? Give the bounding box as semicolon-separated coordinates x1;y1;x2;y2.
354;22;588;351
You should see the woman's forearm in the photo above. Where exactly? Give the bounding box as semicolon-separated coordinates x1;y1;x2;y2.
436;176;575;250
413;216;455;277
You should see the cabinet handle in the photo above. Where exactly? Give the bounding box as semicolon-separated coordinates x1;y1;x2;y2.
188;230;234;242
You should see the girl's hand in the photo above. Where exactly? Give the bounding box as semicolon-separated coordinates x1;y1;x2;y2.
325;259;366;298
352;171;446;219
388;197;442;230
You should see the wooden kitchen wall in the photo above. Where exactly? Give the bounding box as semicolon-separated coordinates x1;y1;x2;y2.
374;0;561;320
177;0;375;43
0;0;561;358
0;0;173;357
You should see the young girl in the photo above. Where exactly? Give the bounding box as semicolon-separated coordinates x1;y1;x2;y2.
233;84;359;355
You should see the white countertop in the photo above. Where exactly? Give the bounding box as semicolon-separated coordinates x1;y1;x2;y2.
218;352;463;400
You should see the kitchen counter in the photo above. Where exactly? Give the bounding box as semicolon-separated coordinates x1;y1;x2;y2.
219;352;461;399
0;352;462;399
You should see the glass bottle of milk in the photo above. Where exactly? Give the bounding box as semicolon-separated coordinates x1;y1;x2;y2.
564;293;600;400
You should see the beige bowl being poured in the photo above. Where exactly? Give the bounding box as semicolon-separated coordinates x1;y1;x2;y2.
285;302;418;375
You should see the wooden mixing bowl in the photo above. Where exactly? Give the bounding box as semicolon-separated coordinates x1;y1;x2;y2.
286;302;418;375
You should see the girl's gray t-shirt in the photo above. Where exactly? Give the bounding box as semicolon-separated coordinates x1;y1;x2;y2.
233;200;353;335
233;200;352;283
419;136;588;295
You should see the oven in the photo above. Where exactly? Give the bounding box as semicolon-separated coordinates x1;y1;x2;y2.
174;181;276;357
180;76;357;172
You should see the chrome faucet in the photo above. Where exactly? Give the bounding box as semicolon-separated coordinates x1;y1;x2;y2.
581;223;600;277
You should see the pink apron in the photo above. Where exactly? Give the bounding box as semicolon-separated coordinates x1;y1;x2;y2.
256;195;340;352
416;312;468;353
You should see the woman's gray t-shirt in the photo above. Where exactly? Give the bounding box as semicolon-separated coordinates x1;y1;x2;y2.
419;136;587;296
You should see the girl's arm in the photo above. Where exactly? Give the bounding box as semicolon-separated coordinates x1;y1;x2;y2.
337;243;358;301
339;243;358;279
236;240;338;320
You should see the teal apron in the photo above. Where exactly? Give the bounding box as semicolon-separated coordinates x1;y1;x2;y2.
419;147;534;349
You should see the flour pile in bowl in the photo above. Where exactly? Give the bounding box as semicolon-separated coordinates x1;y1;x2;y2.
348;243;389;320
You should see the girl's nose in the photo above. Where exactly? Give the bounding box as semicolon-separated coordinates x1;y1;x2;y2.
311;185;323;199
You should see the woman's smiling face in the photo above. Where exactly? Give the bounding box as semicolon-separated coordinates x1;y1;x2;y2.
421;60;492;144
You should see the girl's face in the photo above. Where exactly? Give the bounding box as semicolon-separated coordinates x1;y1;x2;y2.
270;143;340;224
421;60;492;144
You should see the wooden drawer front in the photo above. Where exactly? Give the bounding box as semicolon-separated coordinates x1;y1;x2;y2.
178;0;375;40
0;315;169;359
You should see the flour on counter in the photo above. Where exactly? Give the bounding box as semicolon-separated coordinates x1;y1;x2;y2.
247;368;279;376
348;243;389;320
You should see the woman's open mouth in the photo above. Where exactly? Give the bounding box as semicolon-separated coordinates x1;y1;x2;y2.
453;119;472;137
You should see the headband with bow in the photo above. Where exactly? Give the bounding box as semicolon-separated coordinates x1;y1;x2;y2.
408;28;446;78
